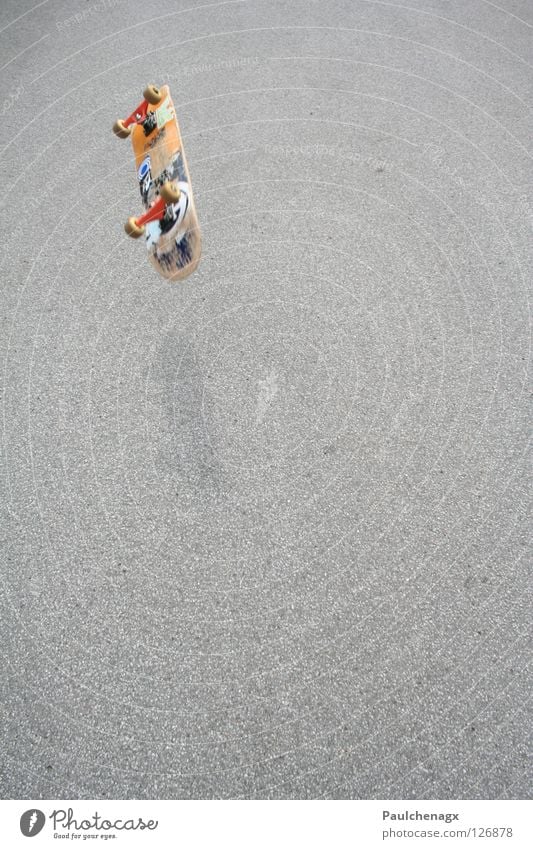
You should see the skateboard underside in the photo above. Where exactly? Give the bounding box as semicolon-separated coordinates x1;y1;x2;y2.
131;85;201;280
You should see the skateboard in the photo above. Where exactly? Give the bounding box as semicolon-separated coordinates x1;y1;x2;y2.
113;84;201;281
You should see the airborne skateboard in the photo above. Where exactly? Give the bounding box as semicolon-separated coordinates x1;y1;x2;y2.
113;84;201;281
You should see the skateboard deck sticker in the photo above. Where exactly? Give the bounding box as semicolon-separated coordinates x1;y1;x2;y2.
155;96;174;128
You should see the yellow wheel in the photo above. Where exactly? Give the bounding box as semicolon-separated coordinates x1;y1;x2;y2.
143;84;162;105
160;181;180;204
124;217;145;238
113;119;132;139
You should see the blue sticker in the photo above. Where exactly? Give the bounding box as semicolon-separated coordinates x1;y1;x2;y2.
138;156;151;181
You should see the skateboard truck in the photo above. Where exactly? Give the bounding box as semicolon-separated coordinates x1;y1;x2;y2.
113;84;162;138
124;181;181;238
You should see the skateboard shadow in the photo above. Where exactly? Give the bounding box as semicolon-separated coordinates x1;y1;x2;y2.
154;329;223;513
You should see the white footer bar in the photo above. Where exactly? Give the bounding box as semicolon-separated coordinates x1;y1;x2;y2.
1;799;531;848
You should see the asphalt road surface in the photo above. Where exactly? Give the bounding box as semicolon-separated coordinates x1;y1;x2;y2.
0;0;531;800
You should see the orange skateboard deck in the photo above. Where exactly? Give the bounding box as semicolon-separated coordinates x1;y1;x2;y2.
114;84;201;281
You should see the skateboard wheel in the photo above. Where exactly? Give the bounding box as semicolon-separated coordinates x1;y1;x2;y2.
125;216;145;238
113;119;132;138
160;181;181;204
143;84;162;105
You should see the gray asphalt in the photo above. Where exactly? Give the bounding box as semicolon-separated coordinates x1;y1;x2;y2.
0;0;531;800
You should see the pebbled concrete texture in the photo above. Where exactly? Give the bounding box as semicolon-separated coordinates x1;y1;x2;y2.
0;0;531;800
